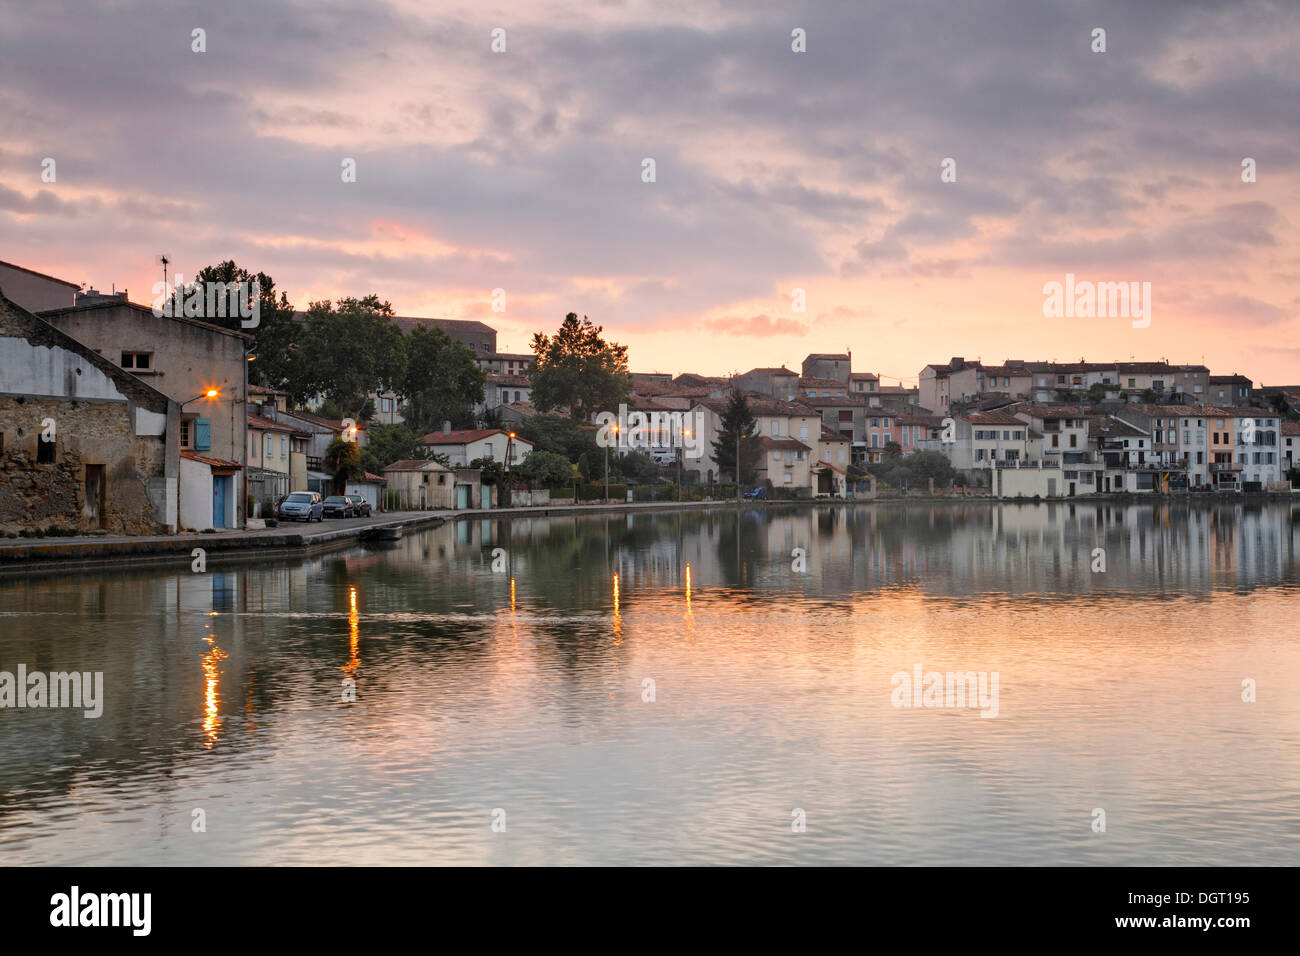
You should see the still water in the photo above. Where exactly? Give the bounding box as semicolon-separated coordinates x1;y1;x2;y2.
2;501;1299;865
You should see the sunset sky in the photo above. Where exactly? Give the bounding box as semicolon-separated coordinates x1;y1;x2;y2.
3;0;1298;385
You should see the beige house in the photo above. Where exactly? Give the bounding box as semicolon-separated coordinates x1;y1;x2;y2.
39;289;253;525
756;437;815;494
247;413;297;513
383;459;488;510
919;358;982;414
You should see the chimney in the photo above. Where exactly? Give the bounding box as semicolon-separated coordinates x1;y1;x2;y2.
950;357;964;370
442;420;452;435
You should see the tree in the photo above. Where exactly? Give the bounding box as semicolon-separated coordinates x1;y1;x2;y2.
324;437;363;493
185;260;300;390
883;440;902;460
297;296;407;417
870;450;956;491
529;313;631;420
470;458;506;486
402;325;485;433
360;423;448;475
613;449;661;482
712;390;761;484
518;414;604;478
517;449;574;487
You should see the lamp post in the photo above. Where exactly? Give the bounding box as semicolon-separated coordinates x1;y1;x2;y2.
678;429;688;502
735;428;741;503
506;431;515;508
605;425;618;502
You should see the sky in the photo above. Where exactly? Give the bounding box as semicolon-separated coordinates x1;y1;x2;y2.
2;0;1298;386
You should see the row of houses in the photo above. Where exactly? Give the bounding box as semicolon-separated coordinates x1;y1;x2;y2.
931;403;1295;496
614;351;1299;499
0;260;536;534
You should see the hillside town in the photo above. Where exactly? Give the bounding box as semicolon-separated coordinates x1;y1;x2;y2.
2;257;1298;538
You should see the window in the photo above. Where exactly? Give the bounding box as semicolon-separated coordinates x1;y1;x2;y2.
37;436;56;464
121;351;152;370
1128;378;1136;388
281;436;288;457
266;434;274;457
181;419;193;448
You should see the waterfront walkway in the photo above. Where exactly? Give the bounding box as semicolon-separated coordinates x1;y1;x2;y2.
0;498;762;570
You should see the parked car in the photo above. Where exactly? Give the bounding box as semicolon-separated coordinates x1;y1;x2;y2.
346;494;373;517
321;495;355;519
742;486;768;500
278;491;324;522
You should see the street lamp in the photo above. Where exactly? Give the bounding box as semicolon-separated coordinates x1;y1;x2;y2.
605;424;618;502
183;388;219;406
678;429;690;502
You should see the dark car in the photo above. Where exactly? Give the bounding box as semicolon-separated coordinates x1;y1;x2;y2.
347;494;372;517
278;491;323;522
742;486;768;500
321;495;355;519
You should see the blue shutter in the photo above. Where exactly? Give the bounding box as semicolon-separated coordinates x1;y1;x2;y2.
195;419;212;451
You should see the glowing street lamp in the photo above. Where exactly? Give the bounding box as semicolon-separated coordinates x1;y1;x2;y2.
183;388;220;406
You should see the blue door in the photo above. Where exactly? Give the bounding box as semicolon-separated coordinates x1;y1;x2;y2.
481;484;491;509
456;484;469;509
212;476;227;528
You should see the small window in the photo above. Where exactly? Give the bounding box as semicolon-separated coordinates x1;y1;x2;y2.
266;434;274;457
38;437;56;464
121;352;152;370
281;436;288;456
180;419;193;448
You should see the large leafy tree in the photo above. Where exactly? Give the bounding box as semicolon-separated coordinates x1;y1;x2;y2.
298;296;407;419
529;313;631;421
712;390;761;484
323;437;363;493
360;423;448;475
401;325;486;432
185;259;300;390
517;414;604;479
518;449;577;487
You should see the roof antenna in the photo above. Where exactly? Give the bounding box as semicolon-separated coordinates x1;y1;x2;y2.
158;254;170;289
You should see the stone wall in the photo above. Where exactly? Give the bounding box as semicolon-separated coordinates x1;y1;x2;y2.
0;395;168;535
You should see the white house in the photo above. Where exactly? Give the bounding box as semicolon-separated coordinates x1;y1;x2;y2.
419;427;533;468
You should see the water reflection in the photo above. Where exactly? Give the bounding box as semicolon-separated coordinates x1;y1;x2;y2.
1;500;1298;865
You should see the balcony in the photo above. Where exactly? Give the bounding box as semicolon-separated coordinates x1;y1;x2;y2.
992;459;1060;469
1209;461;1243;473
